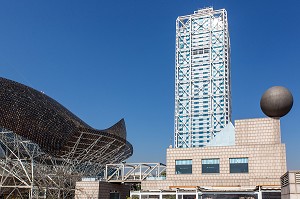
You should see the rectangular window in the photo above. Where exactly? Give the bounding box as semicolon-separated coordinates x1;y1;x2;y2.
230;158;248;173
110;193;120;199
204;48;210;53
202;159;220;173
175;159;192;174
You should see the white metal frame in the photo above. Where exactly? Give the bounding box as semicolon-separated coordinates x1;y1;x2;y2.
0;129;132;198
0;130;78;198
105;163;166;183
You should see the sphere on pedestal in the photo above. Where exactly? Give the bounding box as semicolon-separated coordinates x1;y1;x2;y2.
260;86;293;118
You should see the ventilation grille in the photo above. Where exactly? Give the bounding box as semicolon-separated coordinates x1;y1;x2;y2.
296;172;300;184
281;172;289;187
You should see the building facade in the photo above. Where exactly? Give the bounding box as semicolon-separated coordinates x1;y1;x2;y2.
142;118;287;192
175;7;231;148
75;181;130;199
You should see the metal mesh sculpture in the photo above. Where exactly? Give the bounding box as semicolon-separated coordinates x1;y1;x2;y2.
0;77;133;198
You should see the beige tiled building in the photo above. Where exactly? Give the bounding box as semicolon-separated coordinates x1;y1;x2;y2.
75;181;130;199
141;117;287;191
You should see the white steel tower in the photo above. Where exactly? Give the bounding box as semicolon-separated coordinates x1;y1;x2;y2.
174;7;231;148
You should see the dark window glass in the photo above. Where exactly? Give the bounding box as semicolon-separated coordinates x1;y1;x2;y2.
110;193;120;199
262;192;281;199
230;158;248;173
175;160;192;174
202;159;219;173
204;48;210;53
203;194;258;199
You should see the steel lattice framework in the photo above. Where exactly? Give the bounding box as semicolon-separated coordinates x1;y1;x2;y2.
0;77;133;198
0;130;80;198
175;7;231;148
105;163;166;183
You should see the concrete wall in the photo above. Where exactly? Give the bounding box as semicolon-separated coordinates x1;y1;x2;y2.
235;118;281;145
281;171;300;199
142;118;287;190
75;181;130;199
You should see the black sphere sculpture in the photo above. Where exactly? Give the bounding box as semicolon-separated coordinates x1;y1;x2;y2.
260;86;293;118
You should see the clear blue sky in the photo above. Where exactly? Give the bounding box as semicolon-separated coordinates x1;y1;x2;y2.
0;0;299;169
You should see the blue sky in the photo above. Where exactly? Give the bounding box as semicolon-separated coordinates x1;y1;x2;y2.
0;0;299;169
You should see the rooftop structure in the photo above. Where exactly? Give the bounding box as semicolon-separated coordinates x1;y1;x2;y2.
174;7;231;148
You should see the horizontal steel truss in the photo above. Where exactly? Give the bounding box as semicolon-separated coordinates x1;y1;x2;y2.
105;163;166;183
0;130;131;198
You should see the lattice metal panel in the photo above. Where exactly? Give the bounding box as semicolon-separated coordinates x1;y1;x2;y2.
296;172;300;184
281;172;289;187
175;7;231;148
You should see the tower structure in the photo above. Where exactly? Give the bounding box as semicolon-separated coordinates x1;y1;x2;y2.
174;7;231;148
